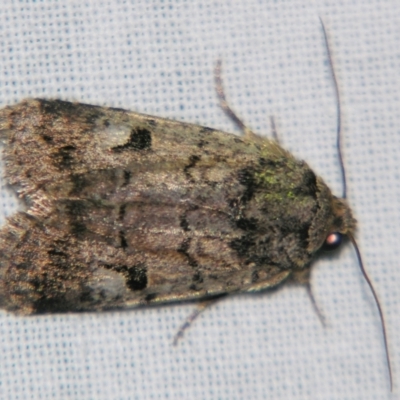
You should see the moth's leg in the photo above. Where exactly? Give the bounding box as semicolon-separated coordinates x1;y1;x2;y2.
269;116;280;143
173;295;225;346
214;60;257;140
292;269;326;326
305;283;326;326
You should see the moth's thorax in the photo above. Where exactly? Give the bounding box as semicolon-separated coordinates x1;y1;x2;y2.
239;141;357;270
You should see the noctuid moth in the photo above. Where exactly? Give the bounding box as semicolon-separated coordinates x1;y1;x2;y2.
0;20;391;389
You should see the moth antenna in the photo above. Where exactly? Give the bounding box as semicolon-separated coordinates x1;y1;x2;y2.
321;18;392;390
214;60;256;139
348;234;392;391
319;17;347;199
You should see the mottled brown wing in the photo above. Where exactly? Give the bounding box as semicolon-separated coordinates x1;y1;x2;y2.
0;99;340;314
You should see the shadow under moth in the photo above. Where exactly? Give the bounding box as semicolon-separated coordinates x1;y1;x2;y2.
0;20;392;390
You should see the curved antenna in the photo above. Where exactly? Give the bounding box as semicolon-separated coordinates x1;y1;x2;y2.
321;18;392;390
319;17;347;199
349;234;392;391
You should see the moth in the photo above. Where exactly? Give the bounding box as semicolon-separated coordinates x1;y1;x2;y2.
0;20;391;388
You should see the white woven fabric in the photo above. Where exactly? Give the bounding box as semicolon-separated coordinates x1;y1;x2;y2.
0;1;399;399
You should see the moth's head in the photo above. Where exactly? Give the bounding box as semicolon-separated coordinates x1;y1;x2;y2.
307;177;357;256
321;196;356;251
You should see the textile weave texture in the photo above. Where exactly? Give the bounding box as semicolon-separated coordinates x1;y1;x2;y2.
0;1;399;399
